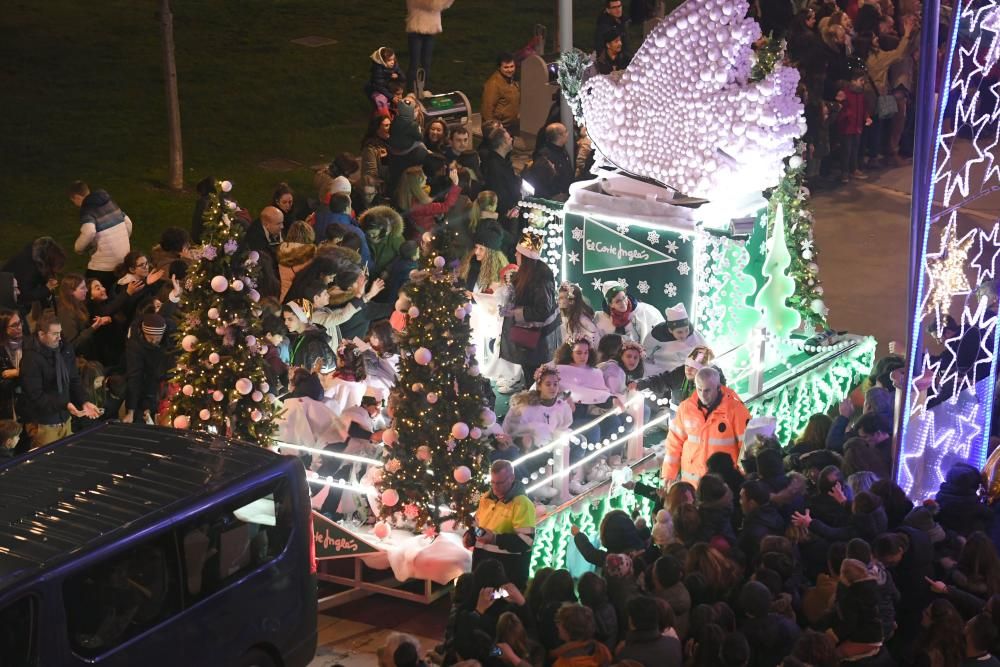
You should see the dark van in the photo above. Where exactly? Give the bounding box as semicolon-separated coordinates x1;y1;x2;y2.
0;423;317;666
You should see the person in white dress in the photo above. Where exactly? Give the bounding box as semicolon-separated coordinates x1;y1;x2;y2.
594;280;664;343
643;303;707;375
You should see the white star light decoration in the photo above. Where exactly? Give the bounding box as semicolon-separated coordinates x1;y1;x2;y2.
578;0;805;199
665;240;679;254
922;215;976;337
664;282;678;297
572;227;584;242
637;280;650;294
592;277;605;291
677;262;691;276
971;225;1000;284
938;297;997;398
568;251;580;265
647;231;660;245
616;223;631;235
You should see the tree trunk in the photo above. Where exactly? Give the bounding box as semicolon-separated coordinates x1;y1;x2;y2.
160;0;183;191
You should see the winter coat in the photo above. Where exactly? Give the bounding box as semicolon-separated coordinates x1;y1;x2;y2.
655;583;691;640
643;324;706;374
596;297;664;344
360;137;390;194
806;492;851;528
0;342;24;420
695;500;739;547
243;220;281;294
551;639;613;667
480;150;522;223
19;339;86;425
871;561;900;640
893;525;935;636
836;84;867;135
843;439;892;479
527;142;574;199
125;334;169;415
802;572;839;626
287;325;335;372
614;629;682;667
663;386;751;484
277;242;317;303
866;28;916;95
481;71;520;129
405;0;454;35
310;300;361;354
365;208;406;278
740;613;801;667
588;601;619;651
75;190;132;272
503;393;572;449
831;578;883;644
594;12;630;54
739;504;786;564
406;184;461;235
936;463;995;536
149;244;192;274
499;263;560;367
2;242;54;314
365;49;405;98
808;506;888;544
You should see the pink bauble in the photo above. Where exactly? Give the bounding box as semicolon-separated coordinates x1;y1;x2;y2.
374;521;391;539
422;231;434;244
259;382;270;393
414;348;432;365
208;352;221;364
395;297;409;313
247;250;260;263
199;409;211;420
470;427;483;440
480;408;497;427
181;335;199;352
408;306;420;318
453;466;472;484
416;445;432;461
231;279;244;292
251;391;263;402
235;378;253;395
220;180;233;193
245;335;257;347
451;422;470;440
248;288;260;303
215;326;226;335
182;384;194;396
426;392;439;404
172;415;190;429
251;409;262;422
454;306;467;319
381;489;400;507
382;428;399;446
411;383;424;393
212;390;224;402
207;308;220;320
433;256;446;268
210;276;229;293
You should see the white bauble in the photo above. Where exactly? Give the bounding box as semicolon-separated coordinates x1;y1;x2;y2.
210;276;229;293
453;466;472;484
235;378;253;395
181;335;198;352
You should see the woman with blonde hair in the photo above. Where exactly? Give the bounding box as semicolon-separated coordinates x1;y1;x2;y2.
469;189;500;234
395;164;462;235
495;611;543;667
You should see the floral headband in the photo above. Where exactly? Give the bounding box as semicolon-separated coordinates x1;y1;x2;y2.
534;363;560;384
567;333;593;347
620;340;645;356
559;281;580;291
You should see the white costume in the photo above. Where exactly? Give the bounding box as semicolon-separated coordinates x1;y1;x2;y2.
594;301;664;343
502;393;573;450
556;364;616;405
561;314;600;348
642;302;707;374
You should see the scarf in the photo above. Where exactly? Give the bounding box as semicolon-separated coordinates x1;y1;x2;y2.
610;304;635;332
51;345;69;398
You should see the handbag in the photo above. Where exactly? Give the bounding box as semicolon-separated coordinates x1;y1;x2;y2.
876;94;898;119
509;325;542;348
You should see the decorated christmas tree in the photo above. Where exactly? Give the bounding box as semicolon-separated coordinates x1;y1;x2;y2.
754;202;802;337
167;180;279;444
375;228;491;536
764;155;828;329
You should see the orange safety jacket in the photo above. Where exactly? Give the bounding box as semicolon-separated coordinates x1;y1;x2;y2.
662;386;751;484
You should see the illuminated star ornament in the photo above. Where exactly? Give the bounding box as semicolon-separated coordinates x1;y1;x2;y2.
922;215;976;336
938;298;998;398
971;225;1000;284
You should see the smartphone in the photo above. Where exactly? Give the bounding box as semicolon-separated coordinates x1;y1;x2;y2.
492;588;509;600
489;646;503;658
474;527;486;538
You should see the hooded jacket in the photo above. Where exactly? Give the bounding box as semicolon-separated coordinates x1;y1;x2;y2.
663;386;751;484
936;462;995;535
277;242;317;303
365;48;405;98
831;578;883;645
75;190;132;272
361;206;405;277
643;322;707;373
287;325;336;372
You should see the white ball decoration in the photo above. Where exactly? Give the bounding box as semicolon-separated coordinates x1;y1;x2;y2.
433;256;446;268
789;155;803;169
220;180;233;192
215;326;226;336
480;408;497;427
408;306;420;318
231;279;244;292
426;392;439;404
212;390;224;402
182;384;194;396
248;289;260;303
181;335;199;352
453;466;472;484
251;390;263;402
172;415;190;429
235;378;253;395
374;521;391;539
208;352;221;364
207;308;220;320
247;250;259;264
422;231;434;244
414;347;432;365
259;382;270;393
245;335;257;347
383;428;399;446
416;445;432;461
451;422;470;440
811;299;828;315
381;489;400;507
210;276;229;293
199;409;211;420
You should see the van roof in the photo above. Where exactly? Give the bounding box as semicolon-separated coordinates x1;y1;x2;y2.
0;422;284;590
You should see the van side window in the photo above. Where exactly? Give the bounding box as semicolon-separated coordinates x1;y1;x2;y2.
0;596;37;666
180;480;292;600
62;532;181;658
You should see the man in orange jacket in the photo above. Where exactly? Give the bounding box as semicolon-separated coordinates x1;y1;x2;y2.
662;366;751;484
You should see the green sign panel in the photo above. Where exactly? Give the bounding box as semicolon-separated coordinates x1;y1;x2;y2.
312;511;380;560
582;218;677;273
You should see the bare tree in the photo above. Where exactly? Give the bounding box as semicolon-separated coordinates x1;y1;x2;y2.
160;0;183;191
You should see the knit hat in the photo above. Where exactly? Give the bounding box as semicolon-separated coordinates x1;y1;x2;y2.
840;558;870;585
141;313;166;337
473;223;504;251
331;175;352;195
604;552;634;578
903;505;946;543
665;303;689;324
651;509;673;546
601;280;627;303
286;299;313;323
738;581;772;618
515;230;543;260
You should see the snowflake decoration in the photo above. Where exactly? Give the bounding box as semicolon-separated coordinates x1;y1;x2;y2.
617;277;629;289
616;223;630;235
223;239;239;256
637;280;650;294
800;238;814;252
403;503;420;519
647;230;661;245
664;282;678;297
202;245;218;260
972;225;1000;284
677;262;691;276
665;240;679;254
568;251;580;265
592;277;605;291
572;227;584;242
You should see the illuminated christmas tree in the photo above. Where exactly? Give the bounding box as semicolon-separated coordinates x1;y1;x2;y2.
376;228;491;535
754;202;802;337
167;180;278;444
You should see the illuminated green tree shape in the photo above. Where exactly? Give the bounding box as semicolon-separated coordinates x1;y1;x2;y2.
754;202;802;337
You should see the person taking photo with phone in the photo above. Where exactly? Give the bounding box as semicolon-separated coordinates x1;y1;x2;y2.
464;459;536;589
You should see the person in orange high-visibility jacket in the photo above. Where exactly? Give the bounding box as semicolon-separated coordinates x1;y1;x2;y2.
662;366;751;485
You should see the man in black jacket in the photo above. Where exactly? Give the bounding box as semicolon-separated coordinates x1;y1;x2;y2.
594;0;630;56
20;310;99;447
124;313;169;424
480;125;522;240
243;206;283;300
526;123;574;200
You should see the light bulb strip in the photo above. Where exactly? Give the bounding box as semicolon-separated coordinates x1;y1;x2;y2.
274;441;384;467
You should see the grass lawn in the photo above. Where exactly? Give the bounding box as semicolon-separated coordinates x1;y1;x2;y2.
0;0;653;270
